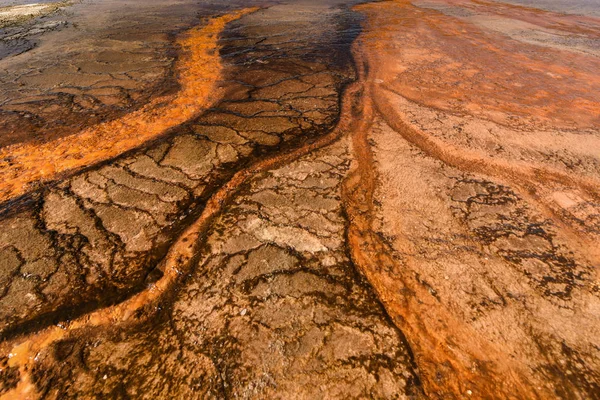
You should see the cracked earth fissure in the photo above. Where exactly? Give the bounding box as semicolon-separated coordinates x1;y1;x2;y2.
1;4;421;397
1;60;360;400
0;5;360;341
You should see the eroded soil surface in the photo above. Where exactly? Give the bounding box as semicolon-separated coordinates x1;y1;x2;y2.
0;0;599;399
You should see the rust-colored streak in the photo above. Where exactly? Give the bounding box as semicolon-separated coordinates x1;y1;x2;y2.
341;0;600;398
0;8;256;204
341;62;541;400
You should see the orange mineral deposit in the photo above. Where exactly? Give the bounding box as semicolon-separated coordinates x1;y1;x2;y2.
0;8;257;203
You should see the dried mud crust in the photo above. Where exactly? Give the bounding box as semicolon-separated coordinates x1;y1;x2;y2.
15;140;422;399
0;6;356;338
368;115;600;398
450;178;591;302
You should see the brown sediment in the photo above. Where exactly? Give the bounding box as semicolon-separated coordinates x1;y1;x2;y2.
0;37;365;400
0;0;359;352
0;8;256;204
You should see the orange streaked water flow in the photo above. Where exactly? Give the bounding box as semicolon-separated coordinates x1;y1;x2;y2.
0;8;257;204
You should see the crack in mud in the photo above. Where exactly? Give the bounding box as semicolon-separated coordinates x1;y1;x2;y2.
0;3;357;340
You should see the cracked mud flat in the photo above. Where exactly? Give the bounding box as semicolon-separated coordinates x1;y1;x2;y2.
0;0;599;399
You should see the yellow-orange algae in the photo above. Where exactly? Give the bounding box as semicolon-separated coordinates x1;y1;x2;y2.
0;8;256;204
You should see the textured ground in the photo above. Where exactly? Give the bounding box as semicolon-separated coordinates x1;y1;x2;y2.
354;0;600;398
0;0;599;399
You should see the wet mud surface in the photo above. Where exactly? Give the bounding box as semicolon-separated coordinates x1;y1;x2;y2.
0;0;599;398
0;0;182;146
